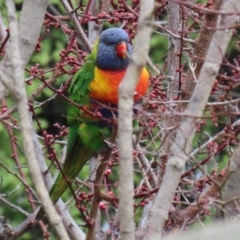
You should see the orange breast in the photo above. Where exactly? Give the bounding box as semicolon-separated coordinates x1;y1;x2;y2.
89;67;149;104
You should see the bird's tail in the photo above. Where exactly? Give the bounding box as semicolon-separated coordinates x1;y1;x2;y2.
35;173;70;221
35;144;91;221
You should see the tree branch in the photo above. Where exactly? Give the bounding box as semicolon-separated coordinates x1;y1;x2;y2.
0;0;48;101
0;1;70;239
60;0;92;52
86;127;118;240
158;0;182;185
222;144;240;216
118;1;154;240
32;132;86;240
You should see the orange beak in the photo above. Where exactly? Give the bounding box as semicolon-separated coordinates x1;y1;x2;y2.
116;41;127;58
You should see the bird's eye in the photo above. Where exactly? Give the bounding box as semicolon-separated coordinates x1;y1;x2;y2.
104;41;112;45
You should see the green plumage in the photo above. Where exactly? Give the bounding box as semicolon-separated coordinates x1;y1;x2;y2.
36;51;110;220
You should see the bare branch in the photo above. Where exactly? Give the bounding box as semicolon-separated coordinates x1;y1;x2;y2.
159;0;182;185
1;1;70;239
134;140;158;188
88;0;102;44
0;195;29;216
222;145;240;216
0;0;48;101
32;133;86;240
0;217;13;240
86;128;118;240
18;0;48;66
179;0;223;103
118;1;154;240
60;0;92;51
0;12;7;45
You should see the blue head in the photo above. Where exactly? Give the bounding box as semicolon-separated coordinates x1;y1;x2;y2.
96;28;132;71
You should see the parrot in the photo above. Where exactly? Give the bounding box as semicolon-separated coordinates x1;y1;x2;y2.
36;28;149;220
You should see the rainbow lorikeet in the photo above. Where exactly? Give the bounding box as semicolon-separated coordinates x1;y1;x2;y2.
36;28;149;220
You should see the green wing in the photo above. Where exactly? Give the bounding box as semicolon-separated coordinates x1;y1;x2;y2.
67;60;95;158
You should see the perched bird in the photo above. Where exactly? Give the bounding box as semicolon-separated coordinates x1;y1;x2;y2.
36;28;149;220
